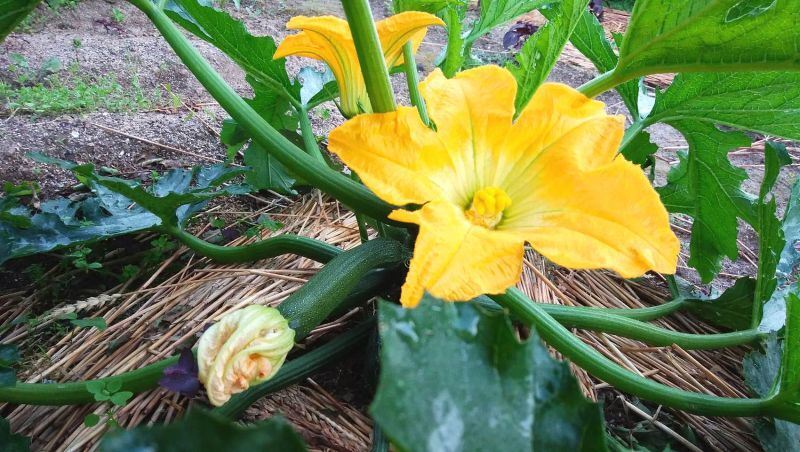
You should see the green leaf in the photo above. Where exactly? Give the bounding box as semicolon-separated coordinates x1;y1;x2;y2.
684;277;755;331
106;380;122;393
0;344;19;366
777;177;800;284
0;0;41;42
656;121;755;282
508;0;586;113
70;317;108;331
165;0;298;105
371;298;607;452
297;67;337;108
615;0;800;80
110;391;133;407
620;129;658;165
0;366;15;388
244;142;296;195
85;380;107;396
84;414;102;428
780;291;800;400
754;143;793;322
548;9;642;118
466;0;548;45
645;72;800;142
392;0;453;14
100;409;306;452
0;416;29;452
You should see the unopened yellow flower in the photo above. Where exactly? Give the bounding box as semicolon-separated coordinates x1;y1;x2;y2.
329;66;680;307
274;12;444;117
197;305;295;406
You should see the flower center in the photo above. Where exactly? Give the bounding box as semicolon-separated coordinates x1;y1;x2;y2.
465;187;512;229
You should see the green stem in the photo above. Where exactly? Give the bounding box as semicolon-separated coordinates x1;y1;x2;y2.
371;423;390;452
298;106;326;165
619;119;647;154
492;288;799;422
477;297;760;350
341;0;396;113
164;226;341;264
214;319;374;419
402;41;430;127
577;70;625;98
128;0;394;222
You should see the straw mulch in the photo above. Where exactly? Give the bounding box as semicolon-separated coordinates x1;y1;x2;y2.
0;191;760;451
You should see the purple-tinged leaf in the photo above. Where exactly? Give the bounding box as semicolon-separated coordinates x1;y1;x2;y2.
159;349;200;397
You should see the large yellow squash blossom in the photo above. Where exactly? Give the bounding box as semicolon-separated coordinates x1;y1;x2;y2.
329;66;680;307
197;305;295;406
274;12;444;117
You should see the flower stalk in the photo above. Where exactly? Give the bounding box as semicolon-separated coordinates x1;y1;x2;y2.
340;0;396;113
402;41;431;127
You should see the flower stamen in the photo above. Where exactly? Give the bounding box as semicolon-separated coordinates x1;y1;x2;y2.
465;187;512;229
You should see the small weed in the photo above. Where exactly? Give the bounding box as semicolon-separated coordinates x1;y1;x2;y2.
111;7;126;23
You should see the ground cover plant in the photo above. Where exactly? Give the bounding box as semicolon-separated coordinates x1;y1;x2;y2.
1;0;799;450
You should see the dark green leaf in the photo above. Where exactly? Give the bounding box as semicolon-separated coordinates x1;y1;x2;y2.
70;317;108;331
754;143;793;318
547;9;641;118
106;380;122;393
166;0;298;104
0;366;15;388
0;416;29;451
244;142;296;195
615;0;800;80
466;0;548;45
645;72;800;142
0;344;19;366
392;0;453;14
656;122;755;282
0;0;41;42
620;129;658;165
371;298;607;452
684;277;755;331
84;414;101;428
777;178;800;284
508;0;586;113
100;409;306;452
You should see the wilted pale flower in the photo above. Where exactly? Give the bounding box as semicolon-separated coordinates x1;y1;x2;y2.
197;305;295;406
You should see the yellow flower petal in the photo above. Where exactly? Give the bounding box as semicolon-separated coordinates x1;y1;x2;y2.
328;106;448;206
418;66;518;206
390;202;524;307
500;114;679;277
377;12;445;68
274;16;368;116
275;13;442;117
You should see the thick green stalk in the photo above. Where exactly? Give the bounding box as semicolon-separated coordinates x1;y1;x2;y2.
341;0;396;113
298;106;327;165
128;0;394;221
492;288;799;422
441;9;464;78
402;41;430;127
164;226;342;264
214;319;374;419
577;70;625;98
475;295;685;322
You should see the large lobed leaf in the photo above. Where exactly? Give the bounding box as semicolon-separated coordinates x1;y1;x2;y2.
371;297;607;452
466;0;548;45
101;409;306;452
0;416;29;452
684;277;755;331
616;0;800;80
508;0;586;113
645;72;800;142
656;122;755;283
0;155;246;263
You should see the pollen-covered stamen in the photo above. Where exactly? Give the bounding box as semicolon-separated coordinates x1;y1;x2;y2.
465;187;512;229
